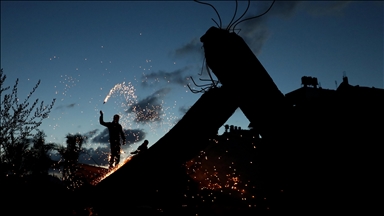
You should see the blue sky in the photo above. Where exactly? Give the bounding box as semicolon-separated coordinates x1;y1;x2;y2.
1;1;383;166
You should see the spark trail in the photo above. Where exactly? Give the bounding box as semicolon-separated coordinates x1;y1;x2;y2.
103;82;138;106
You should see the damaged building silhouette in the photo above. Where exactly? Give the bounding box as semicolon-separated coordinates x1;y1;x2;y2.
80;74;383;216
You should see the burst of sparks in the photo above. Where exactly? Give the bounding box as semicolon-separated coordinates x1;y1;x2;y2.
103;82;137;105
90;155;133;185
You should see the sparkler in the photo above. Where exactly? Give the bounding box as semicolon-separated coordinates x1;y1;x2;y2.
103;82;137;105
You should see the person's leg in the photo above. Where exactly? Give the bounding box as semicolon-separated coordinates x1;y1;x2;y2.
109;144;116;168
115;145;121;165
110;143;120;167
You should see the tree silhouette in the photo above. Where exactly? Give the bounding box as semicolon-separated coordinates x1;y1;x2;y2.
0;69;56;176
56;133;87;190
25;130;56;176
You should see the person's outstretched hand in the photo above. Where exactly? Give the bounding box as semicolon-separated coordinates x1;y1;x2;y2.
100;110;103;115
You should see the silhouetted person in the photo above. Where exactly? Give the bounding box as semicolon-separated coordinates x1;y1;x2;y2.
99;110;126;168
130;140;149;155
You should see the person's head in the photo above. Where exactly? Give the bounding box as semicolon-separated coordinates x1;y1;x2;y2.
113;114;120;123
143;140;149;145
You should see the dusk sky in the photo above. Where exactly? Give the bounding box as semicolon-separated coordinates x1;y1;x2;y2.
1;1;383;166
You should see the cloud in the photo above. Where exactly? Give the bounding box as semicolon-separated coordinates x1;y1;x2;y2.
50;146;111;167
78;146;110;166
127;88;171;123
174;1;351;57
302;1;351;16
235;1;302;55
232;1;351;55
92;128;146;145
51;143;142;167
267;1;302;18
55;103;76;110
141;66;193;87
179;105;190;115
50;128;145;166
236;17;270;56
83;129;99;139
171;37;204;60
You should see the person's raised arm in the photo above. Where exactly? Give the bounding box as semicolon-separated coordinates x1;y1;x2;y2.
99;110;107;126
